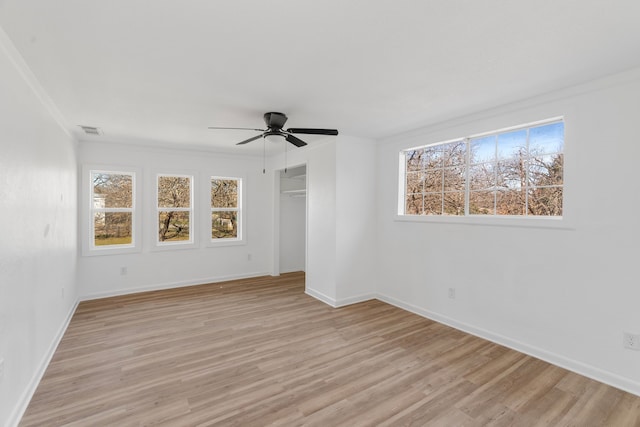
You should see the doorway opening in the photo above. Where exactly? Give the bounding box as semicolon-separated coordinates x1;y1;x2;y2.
277;164;306;275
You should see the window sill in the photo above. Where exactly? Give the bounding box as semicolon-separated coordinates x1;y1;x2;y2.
152;241;198;251
394;214;574;230
82;245;141;257
206;238;246;248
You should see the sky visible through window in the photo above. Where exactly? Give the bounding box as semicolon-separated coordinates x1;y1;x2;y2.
471;122;563;165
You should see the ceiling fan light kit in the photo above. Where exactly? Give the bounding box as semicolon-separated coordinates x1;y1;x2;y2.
263;133;282;144
209;112;339;148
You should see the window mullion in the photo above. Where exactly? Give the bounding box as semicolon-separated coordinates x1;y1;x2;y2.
493;135;498;215
525;128;530;216
440;165;444;215
464;138;470;216
93;207;133;213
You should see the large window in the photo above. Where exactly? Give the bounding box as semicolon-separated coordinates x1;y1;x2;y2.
157;174;193;244
401;119;564;217
90;171;135;248
210;177;241;241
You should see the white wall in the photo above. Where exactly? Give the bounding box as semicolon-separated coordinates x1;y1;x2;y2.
0;31;78;427
375;68;640;395
77;141;272;299
269;136;377;306
336;137;377;303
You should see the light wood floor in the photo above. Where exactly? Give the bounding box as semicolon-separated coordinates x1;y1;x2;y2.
20;272;640;426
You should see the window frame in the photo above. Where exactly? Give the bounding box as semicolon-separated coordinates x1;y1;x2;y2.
207;175;245;247
82;165;141;256
210;176;242;243
154;172;196;249
397;118;569;229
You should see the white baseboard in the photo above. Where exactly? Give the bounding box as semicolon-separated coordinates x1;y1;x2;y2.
376;292;640;398
81;271;271;301
305;289;375;308
335;293;376;308
305;288;337;307
7;298;79;427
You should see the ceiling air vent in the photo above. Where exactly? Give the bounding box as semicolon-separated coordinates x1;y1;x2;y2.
79;125;102;136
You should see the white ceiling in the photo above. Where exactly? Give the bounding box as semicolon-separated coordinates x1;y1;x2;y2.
1;1;640;154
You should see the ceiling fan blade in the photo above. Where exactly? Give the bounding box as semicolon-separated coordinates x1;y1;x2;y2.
236;134;265;145
208;127;265;131
285;134;307;147
286;128;339;136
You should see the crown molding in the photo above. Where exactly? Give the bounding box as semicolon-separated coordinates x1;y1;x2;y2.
0;25;73;139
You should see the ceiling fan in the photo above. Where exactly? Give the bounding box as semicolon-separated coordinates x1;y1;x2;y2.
208;112;338;147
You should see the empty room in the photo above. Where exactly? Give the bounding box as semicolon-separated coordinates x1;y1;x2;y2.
2;1;640;426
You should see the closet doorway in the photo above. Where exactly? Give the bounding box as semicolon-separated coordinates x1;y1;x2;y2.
278;164;306;274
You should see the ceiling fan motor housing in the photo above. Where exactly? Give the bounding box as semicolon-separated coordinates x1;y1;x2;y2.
264;112;288;130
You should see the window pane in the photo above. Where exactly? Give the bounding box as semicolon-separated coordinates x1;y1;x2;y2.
529;153;563;187
92;173;132;208
158;176;191;208
211;179;238;208
528;187;563;216
423;146;443;168
496;161;525;190
442;141;466;167
530;122;564;155
496;189;526;215
212;211;238;239
405;194;423;215
442;166;465;191
423;169;442;192
158;211;190;241
469;191;494;215
443;192;464;216
94;212;132;246
405;149;423;172
469;163;495;190
470;135;495;164
423;193;442;215
497;130;527;160
406;172;423;194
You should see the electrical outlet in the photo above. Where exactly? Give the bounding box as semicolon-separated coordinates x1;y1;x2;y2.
623;333;640;350
247;253;252;261
120;267;128;276
448;288;456;299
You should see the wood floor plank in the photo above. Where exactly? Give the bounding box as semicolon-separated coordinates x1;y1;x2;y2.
19;272;640;426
